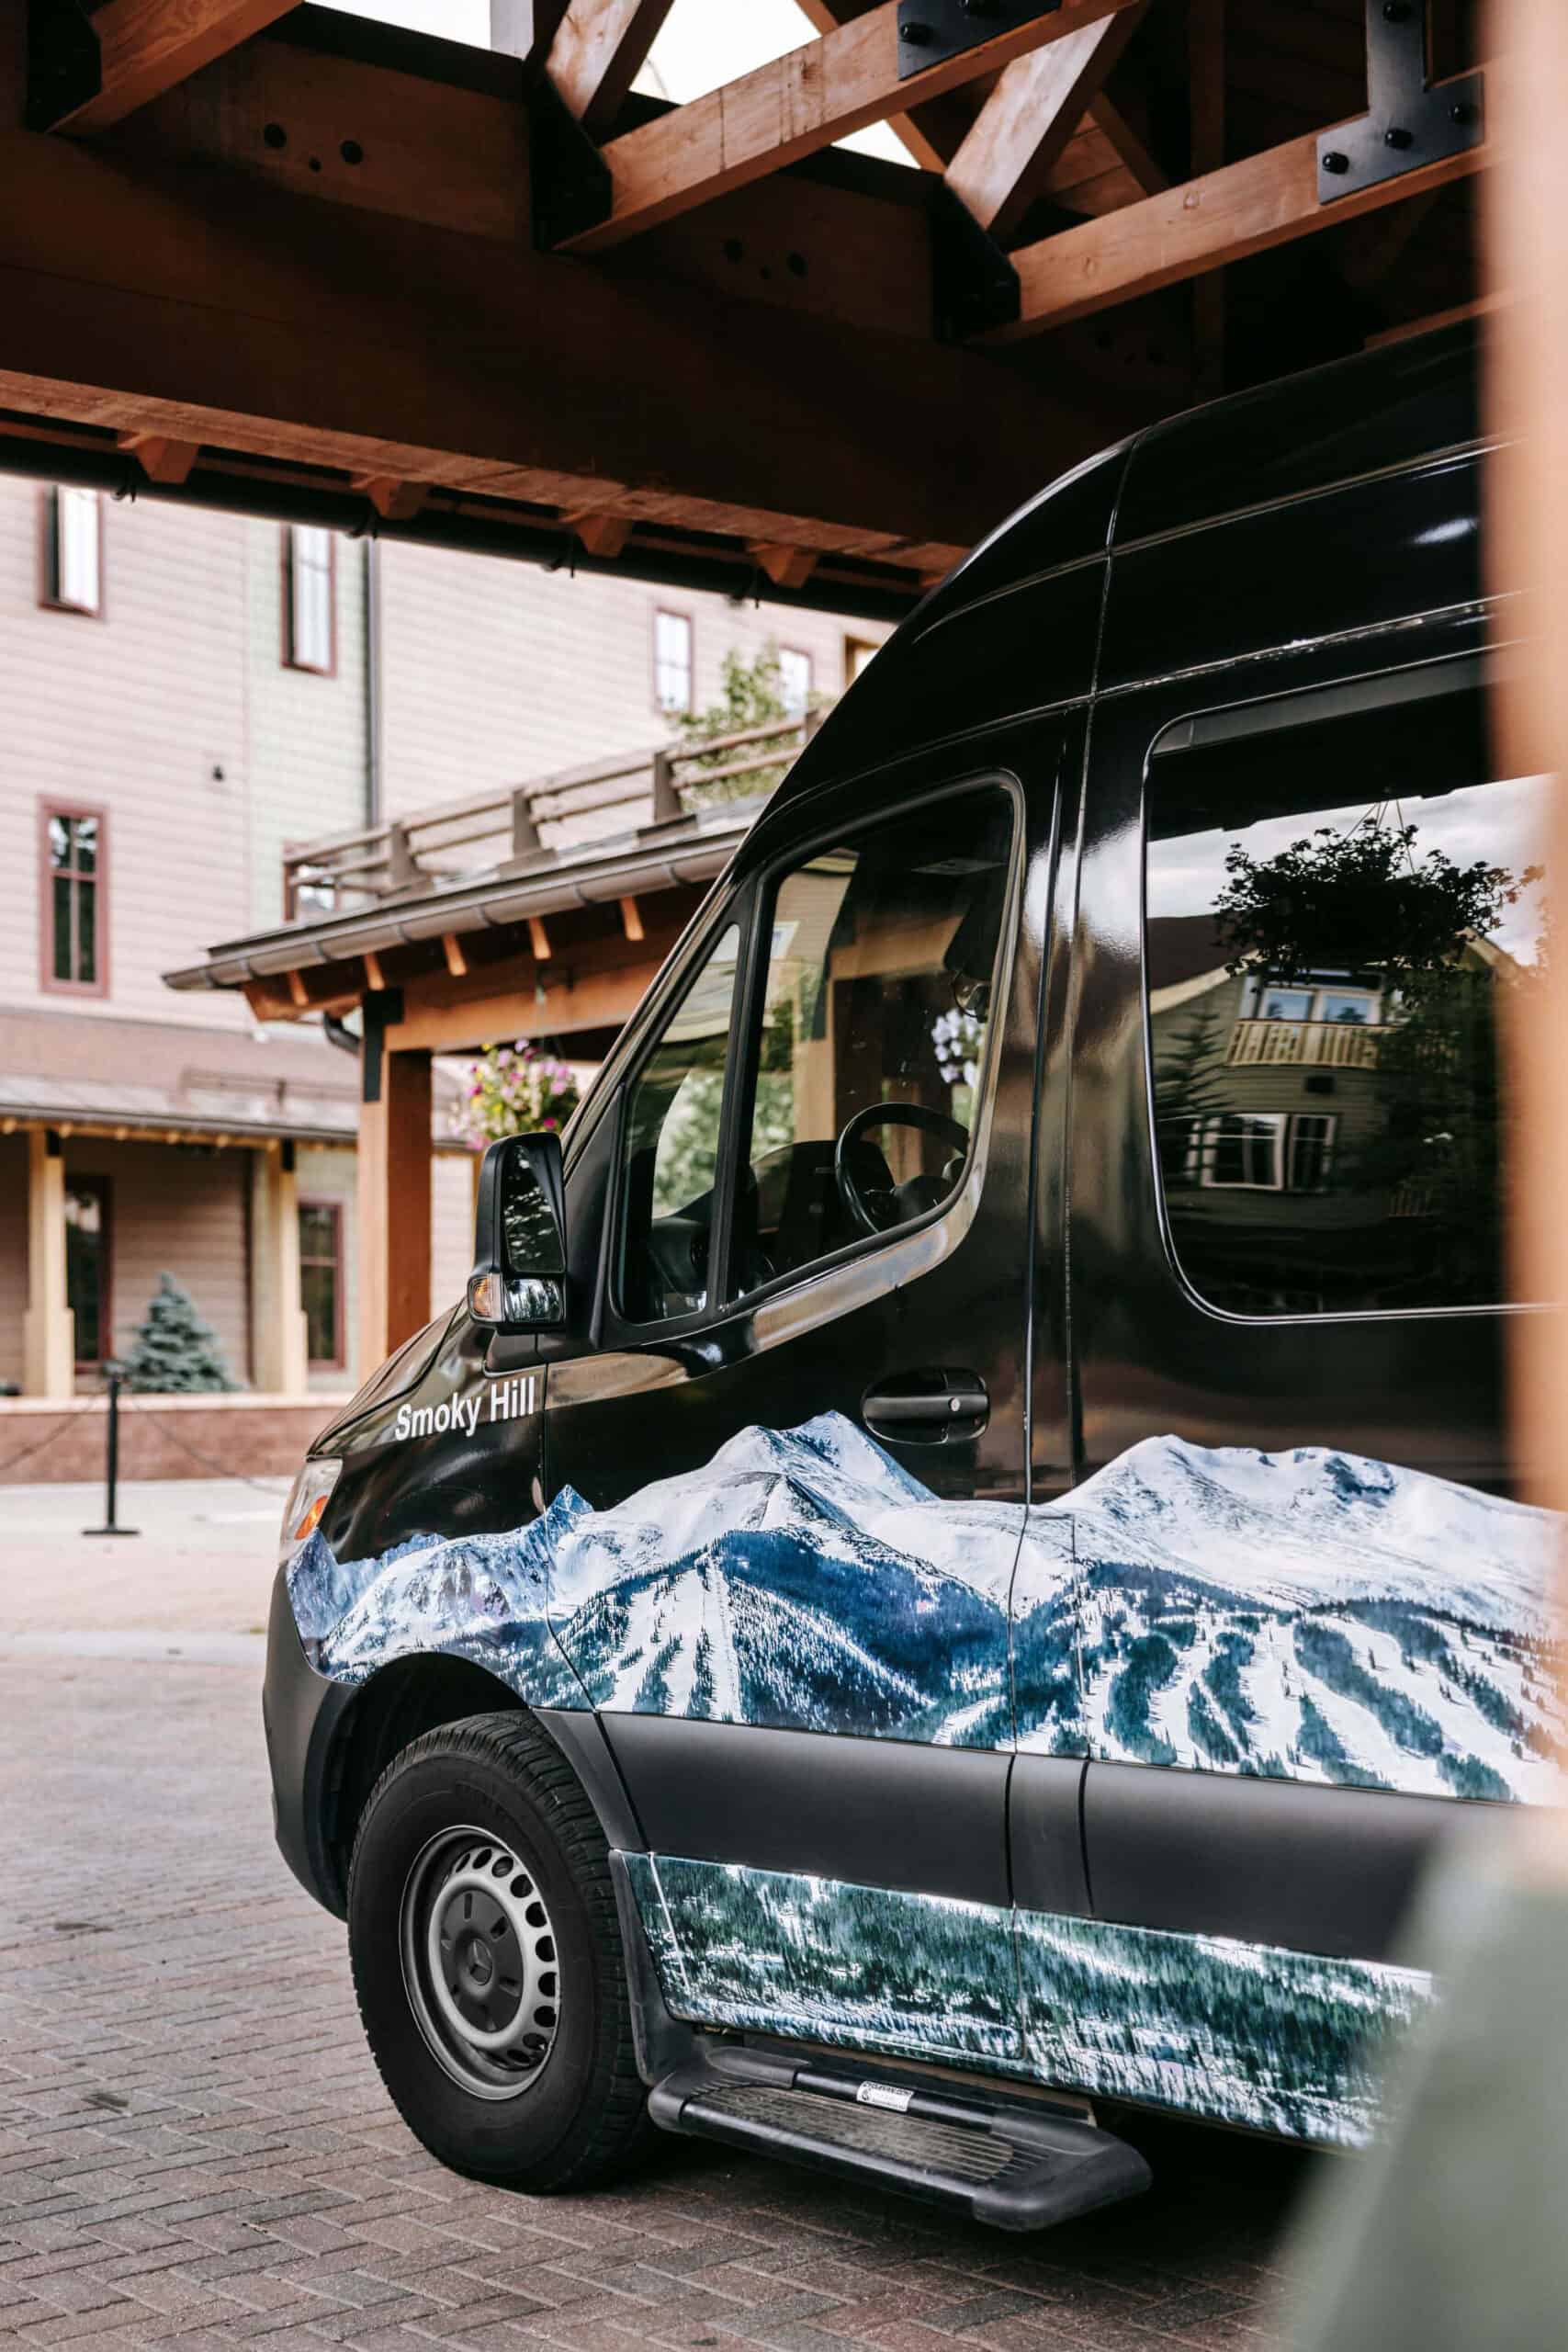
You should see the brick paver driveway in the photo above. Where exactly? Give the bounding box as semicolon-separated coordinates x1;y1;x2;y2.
0;1643;1313;2352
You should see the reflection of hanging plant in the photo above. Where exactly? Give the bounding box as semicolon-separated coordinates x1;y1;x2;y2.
1215;819;1533;999
451;1041;579;1149
931;1006;986;1091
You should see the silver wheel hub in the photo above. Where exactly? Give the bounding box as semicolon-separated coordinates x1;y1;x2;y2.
400;1829;560;2098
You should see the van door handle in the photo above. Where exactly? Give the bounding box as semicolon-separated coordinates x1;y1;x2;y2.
862;1370;989;1444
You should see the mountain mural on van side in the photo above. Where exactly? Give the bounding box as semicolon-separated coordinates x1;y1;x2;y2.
288;1408;1564;1802
625;1851;1431;2148
1021;1433;1568;1804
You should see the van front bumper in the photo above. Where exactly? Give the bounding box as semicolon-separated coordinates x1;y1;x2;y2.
262;1566;355;1919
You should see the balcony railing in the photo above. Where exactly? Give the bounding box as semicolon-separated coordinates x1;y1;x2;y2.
283;709;822;917
1225;1017;1384;1070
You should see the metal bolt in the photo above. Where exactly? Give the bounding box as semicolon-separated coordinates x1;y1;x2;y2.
960;0;998;13
899;17;931;40
1322;151;1350;175
1384;125;1414;149
1383;2;1411;19
1451;101;1476;126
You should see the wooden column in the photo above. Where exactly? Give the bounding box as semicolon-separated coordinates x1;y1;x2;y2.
23;1127;73;1397
357;1014;433;1373
249;1140;309;1396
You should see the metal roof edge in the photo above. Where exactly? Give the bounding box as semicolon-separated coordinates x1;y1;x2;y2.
164;802;762;992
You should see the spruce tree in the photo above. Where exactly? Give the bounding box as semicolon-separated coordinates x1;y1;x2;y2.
121;1272;239;1393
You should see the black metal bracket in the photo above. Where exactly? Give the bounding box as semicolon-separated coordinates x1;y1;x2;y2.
897;0;1060;82
526;69;613;250
931;183;1020;342
27;0;101;133
1317;0;1483;205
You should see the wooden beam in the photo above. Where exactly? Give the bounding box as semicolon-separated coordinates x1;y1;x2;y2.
1364;291;1510;349
546;0;677;136
286;967;309;1010
389;962;660;1054
996;64;1501;342
0;36;1114;581
1087;94;1167;197
441;933;468;978
562;0;1146;253
117;427;198;481
528;916;552;961
47;0;299;135
357;1043;431;1363
352;473;429;522
750;542;820;591
793;0;969;172
362;950;386;991
568;509;634;558
618;894;644;943
946;6;1145;243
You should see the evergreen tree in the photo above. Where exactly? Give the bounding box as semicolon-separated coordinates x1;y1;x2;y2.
121;1272;238;1393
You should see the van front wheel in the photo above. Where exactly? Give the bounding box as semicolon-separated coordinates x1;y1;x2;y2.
347;1712;651;2190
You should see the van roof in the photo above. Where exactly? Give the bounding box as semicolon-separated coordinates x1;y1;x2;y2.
758;321;1483;826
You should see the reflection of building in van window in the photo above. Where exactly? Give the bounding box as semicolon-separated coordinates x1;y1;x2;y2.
1146;752;1549;1317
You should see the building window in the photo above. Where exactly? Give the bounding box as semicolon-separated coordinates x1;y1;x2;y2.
41;487;103;616
1196;1113;1286;1191
40;804;106;994
66;1177;110;1368
654;609;694;714
1288;1113;1337;1193
299;1201;344;1366
844;635;878;684
778;646;813;717
284;525;336;673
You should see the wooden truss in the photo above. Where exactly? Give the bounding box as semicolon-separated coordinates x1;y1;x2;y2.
2;0;1495;616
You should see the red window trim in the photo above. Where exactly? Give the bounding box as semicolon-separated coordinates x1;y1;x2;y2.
299;1195;345;1368
66;1170;113;1373
37;486;107;619
281;524;338;676
38;798;109;999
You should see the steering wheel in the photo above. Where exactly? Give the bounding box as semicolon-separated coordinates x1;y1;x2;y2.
833;1102;971;1236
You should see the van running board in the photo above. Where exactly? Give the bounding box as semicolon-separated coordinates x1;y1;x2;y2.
647;2046;1152;2233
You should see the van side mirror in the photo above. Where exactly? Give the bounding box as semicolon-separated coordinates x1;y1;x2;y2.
467;1133;568;1329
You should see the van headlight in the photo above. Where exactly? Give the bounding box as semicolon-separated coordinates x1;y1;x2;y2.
278;1459;341;1570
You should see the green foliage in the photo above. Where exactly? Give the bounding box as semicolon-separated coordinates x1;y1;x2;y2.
450;1041;579;1150
672;641;815;807
1215;818;1534;996
1151;1009;1230;1182
121;1272;238;1394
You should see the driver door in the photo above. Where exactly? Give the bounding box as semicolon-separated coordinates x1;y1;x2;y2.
540;757;1063;2066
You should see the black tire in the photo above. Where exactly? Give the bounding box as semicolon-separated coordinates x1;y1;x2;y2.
348;1711;653;2191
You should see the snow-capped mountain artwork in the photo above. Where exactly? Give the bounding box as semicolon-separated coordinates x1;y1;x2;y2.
289;1408;1562;1803
288;1411;1032;1747
1020;1433;1567;1804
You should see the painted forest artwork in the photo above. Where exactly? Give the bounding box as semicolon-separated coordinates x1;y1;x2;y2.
625;1852;1432;2147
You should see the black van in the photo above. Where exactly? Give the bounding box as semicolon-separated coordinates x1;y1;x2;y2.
264;322;1562;2232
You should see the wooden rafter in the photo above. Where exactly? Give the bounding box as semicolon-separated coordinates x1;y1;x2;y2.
994;62;1500;342
546;0;677;135
946;5;1146;243
558;0;1147;253
794;0;969;171
45;0;299;133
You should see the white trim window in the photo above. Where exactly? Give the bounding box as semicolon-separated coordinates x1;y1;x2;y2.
778;646;813;717
1242;974;1383;1026
1196;1112;1286;1191
654;609;694;714
49;487;102;615
1287;1111;1337;1192
286;525;335;673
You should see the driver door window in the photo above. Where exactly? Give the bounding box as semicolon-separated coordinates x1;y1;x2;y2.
615;922;741;1323
735;788;1013;1296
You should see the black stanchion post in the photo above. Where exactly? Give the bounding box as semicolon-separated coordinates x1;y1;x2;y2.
84;1365;139;1539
